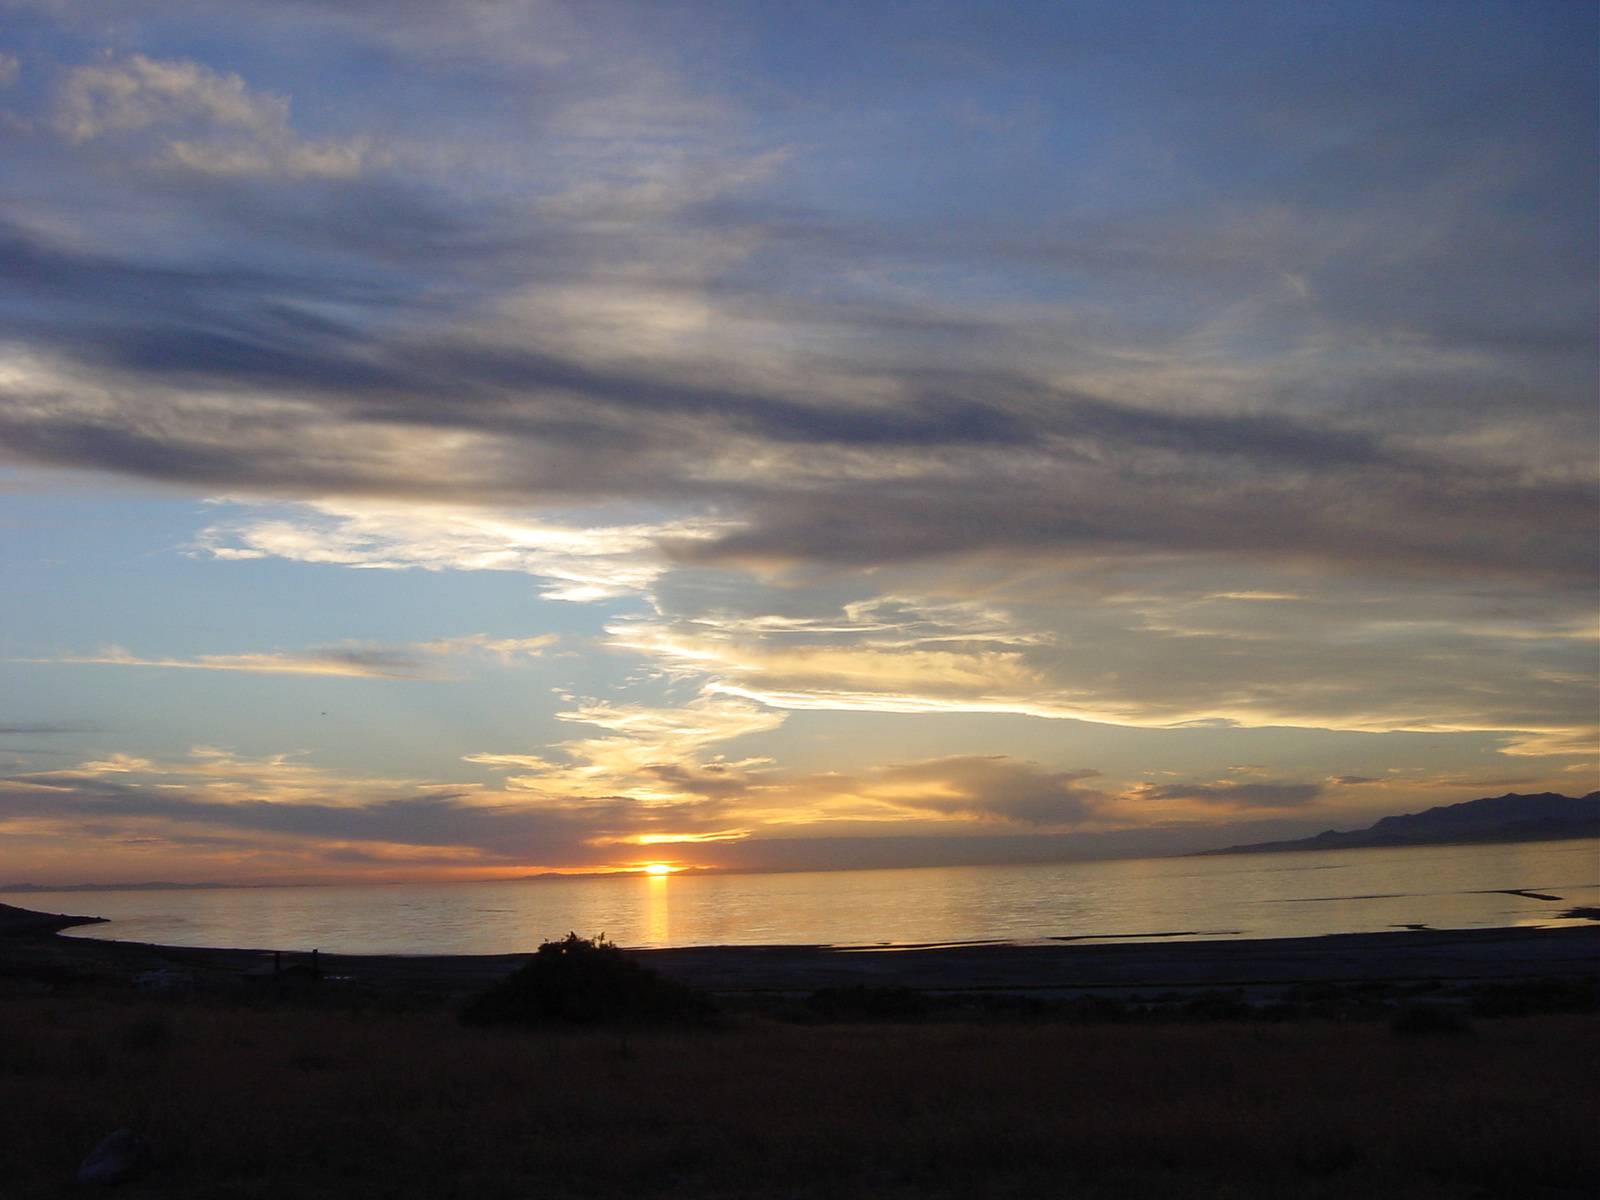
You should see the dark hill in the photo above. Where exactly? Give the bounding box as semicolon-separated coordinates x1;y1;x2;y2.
1198;792;1600;856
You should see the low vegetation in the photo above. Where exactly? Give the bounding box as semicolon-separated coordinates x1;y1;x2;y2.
457;933;720;1030
2;984;1595;1199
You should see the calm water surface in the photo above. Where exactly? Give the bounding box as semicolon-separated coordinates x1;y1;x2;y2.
29;839;1600;955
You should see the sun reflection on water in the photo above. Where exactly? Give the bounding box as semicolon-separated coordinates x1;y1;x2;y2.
643;870;670;947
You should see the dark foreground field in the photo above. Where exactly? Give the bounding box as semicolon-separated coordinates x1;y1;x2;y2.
4;908;1598;1198
3;991;1597;1199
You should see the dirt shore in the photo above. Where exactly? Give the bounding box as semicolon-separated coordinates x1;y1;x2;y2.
4;900;1596;1003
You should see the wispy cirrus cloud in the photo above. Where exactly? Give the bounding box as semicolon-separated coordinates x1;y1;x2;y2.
601;580;1599;755
154;491;1600;757
27;646;428;680
196;499;731;603
17;634;557;680
467;692;783;808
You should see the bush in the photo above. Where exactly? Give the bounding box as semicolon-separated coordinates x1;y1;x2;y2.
458;933;718;1030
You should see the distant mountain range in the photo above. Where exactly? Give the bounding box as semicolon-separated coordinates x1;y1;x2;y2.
1198;791;1600;856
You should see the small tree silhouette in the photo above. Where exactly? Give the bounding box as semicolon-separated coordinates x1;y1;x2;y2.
458;933;718;1030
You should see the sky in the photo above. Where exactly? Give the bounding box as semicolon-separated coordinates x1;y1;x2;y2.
0;0;1595;885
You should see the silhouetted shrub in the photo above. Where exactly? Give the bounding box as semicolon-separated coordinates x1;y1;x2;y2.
804;984;931;1022
1390;1002;1474;1038
458;933;718;1030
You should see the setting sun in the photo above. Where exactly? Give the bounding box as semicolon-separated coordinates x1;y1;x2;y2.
643;863;674;877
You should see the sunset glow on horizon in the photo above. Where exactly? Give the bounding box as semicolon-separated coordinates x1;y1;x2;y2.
0;1;1594;887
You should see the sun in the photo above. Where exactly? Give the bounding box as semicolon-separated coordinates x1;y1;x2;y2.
643;863;673;877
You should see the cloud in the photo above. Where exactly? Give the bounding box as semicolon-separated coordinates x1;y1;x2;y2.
603;596;1136;725
25;645;424;679
413;634;558;663
467;692;783;808
1134;780;1326;810
54;53;384;178
596;580;1599;758
1495;729;1600;758
56;55;281;143
162;136;380;179
0;1;1593;881
34;471;1595;761
19;634;558;680
0;773;567;867
0;743;1107;880
858;757;1107;828
2;30;1593;601
10;325;1587;590
0;125;1590;594
197;499;731;602
0;736;776;877
0;735;1584;882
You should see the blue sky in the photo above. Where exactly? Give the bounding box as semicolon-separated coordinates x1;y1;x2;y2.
0;1;1594;883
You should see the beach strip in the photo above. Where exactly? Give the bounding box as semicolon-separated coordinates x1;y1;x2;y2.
5;901;1597;1001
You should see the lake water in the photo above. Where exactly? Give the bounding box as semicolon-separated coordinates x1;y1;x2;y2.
25;838;1600;955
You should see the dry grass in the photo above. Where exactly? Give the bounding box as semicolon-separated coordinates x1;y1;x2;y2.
1;992;1595;1198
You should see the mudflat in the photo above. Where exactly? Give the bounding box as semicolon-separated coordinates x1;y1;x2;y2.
641;924;1600;997
5;901;1596;1002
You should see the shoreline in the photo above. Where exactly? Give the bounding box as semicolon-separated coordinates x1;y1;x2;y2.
5;901;1597;1001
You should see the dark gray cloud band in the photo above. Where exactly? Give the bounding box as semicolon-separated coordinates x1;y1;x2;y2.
1;0;1595;594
